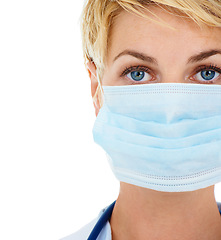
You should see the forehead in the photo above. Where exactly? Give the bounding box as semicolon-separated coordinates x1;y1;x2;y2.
107;7;221;64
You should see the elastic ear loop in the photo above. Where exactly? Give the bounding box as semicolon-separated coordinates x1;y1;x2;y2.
93;73;104;107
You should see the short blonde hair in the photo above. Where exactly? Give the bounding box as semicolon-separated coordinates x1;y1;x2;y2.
81;0;221;78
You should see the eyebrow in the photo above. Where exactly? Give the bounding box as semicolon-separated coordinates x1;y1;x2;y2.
113;49;221;65
113;50;158;65
187;49;221;64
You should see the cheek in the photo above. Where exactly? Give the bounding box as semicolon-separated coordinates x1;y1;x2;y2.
101;74;113;86
101;67;120;86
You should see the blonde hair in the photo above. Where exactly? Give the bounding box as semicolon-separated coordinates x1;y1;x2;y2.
81;0;221;103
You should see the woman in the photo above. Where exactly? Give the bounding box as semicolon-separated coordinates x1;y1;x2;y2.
63;0;221;239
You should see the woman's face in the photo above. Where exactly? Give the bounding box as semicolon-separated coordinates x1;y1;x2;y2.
101;7;221;86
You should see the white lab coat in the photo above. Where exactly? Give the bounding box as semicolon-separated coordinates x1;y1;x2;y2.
60;207;112;240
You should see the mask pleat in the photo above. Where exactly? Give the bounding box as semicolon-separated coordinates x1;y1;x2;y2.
93;83;221;192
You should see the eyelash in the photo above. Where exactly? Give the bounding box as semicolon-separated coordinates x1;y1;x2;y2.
191;64;221;83
120;65;152;77
120;64;221;83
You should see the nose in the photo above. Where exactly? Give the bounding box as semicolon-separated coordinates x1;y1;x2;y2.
160;69;186;83
161;78;185;83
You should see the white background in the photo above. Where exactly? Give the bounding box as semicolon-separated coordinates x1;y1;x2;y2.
0;1;118;239
0;1;220;240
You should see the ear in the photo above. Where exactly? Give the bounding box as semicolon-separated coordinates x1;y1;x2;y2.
87;61;101;116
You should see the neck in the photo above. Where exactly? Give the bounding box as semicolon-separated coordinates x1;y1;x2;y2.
110;183;221;240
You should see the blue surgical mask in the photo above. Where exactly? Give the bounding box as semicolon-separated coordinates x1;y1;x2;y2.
93;83;221;192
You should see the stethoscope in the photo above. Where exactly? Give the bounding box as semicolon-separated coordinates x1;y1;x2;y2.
87;200;221;240
87;201;116;240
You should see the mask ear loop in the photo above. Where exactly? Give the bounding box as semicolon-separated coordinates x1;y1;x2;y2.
97;72;103;93
93;72;104;108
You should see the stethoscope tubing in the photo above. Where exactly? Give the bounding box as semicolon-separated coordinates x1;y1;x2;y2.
87;201;116;240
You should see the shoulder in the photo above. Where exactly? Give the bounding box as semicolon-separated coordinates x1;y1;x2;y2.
60;207;108;240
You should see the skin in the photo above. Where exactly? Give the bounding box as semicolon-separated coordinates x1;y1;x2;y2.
87;7;221;240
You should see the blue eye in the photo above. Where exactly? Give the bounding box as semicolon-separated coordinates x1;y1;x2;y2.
127;71;151;82
201;70;216;80
131;71;145;81
195;70;220;82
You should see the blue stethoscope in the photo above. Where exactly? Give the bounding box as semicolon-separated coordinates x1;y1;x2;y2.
87;200;221;240
87;201;116;240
